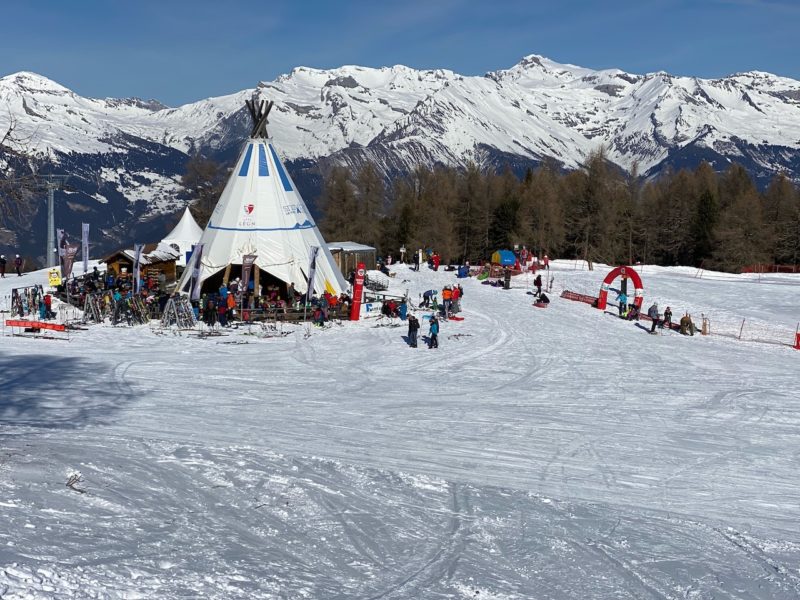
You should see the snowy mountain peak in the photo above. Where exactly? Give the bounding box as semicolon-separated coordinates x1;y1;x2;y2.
0;70;73;95
1;54;800;258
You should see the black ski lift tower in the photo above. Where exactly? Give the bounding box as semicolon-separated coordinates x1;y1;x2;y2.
36;174;69;268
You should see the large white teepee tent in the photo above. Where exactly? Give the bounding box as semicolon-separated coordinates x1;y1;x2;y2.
162;208;203;267
177;99;347;297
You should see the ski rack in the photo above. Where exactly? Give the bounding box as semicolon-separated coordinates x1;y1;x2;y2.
160;296;197;330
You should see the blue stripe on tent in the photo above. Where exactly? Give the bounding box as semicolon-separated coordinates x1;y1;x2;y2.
269;144;293;191
208;222;315;232
258;144;269;176
238;144;253;177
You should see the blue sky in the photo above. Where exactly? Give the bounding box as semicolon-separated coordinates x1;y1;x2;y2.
2;0;798;106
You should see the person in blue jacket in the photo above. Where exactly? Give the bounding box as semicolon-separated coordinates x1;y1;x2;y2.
616;291;628;316
428;315;439;349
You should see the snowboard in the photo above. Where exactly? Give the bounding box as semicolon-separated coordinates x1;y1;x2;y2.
449;315;465;321
533;302;548;308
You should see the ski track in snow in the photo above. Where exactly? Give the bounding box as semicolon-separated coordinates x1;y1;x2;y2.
1;262;799;598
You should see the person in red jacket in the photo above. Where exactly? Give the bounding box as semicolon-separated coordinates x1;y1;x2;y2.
432;252;440;271
451;284;461;314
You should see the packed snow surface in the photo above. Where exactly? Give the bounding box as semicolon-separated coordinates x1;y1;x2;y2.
1;262;799;598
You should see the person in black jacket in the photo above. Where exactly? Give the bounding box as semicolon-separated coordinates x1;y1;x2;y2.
662;307;673;330
407;314;420;348
14;255;23;276
0;254;6;278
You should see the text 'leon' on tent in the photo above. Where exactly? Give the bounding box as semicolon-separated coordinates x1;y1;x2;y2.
177;98;347;298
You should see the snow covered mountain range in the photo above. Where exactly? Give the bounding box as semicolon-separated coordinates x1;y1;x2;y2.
2;54;800;259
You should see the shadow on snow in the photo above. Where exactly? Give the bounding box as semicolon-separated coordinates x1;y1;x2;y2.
0;351;136;429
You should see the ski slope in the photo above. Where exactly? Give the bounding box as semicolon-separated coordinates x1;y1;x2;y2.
1;263;799;598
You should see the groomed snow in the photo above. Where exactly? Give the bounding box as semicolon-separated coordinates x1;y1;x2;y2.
1;262;799;598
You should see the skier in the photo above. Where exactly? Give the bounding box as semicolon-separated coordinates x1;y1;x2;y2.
616;291;628;316
0;254;6;278
626;304;640;321
432;252;441;271
680;313;695;336
663;306;673;330
203;298;217;326
534;274;543;296
14;254;23;276
647;303;660;333
428;315;439;349
43;293;54;319
407;314;420;348
412;251;420;272
421;289;436;308
451;284;461;313
441;286;452;319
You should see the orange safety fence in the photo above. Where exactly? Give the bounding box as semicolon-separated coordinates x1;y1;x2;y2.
5;320;66;332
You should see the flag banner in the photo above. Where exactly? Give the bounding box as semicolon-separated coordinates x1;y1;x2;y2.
306;246;319;303
62;243;80;280
190;244;204;302
133;244;144;293
81;223;90;274
241;254;257;296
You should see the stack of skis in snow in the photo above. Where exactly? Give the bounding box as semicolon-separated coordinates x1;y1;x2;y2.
160;296;197;329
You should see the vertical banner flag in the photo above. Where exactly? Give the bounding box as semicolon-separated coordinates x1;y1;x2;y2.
306;246;319;303
350;262;366;321
189;243;204;302
62;243;80;280
81;223;90;274
133;243;144;293
241;254;257;296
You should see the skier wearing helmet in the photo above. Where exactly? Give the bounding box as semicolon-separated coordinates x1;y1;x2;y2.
663;306;673;330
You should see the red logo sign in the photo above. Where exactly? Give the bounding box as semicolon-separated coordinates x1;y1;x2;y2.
244;204;254;215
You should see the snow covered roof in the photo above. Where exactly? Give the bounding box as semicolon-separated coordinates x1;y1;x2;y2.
327;241;376;252
102;242;181;266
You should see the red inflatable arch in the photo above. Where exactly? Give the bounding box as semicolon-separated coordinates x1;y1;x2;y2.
596;266;643;311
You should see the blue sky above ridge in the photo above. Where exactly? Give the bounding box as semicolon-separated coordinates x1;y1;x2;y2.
1;0;798;106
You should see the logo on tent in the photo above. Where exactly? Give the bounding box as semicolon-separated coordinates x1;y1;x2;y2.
243;204;255;215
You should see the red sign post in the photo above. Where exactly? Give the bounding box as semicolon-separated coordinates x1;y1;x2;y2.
349;262;366;321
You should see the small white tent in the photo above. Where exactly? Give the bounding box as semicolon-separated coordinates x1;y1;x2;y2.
162;208;203;267
177;99;347;298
